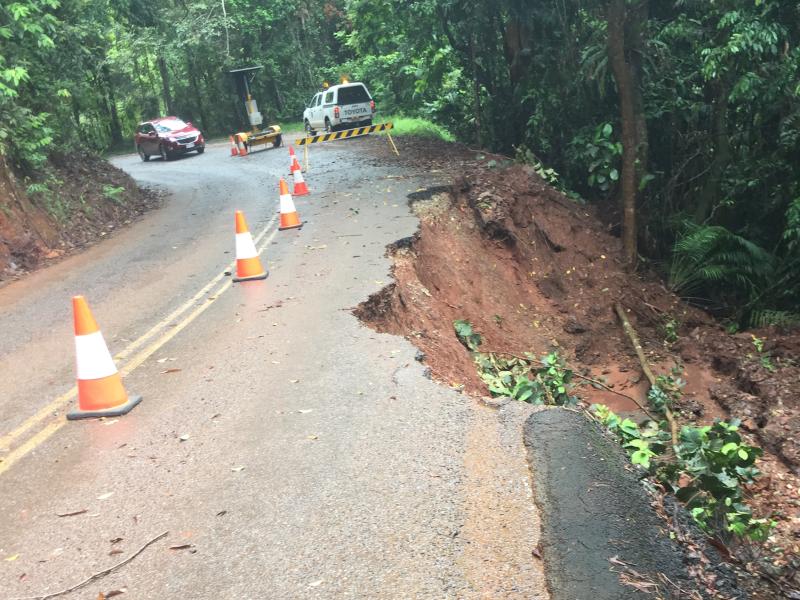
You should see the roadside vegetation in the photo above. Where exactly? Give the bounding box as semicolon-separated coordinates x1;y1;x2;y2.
378;117;454;142
455;318;775;564
3;0;798;324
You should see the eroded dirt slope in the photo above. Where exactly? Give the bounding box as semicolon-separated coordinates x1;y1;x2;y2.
0;153;159;282
355;154;800;593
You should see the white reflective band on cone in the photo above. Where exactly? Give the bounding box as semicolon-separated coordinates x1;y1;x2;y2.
235;232;258;259
279;193;296;214
75;331;118;380
293;169;304;183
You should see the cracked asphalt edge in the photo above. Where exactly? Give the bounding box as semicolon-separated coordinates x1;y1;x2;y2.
523;407;745;600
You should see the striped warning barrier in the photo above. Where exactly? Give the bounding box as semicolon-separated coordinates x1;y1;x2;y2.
296;122;394;146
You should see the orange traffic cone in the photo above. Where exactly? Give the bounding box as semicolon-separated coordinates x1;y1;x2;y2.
278;179;303;231
233;210;267;282
230;135;239;157
67;296;142;420
238;134;248;157
289;146;300;174
291;158;309;196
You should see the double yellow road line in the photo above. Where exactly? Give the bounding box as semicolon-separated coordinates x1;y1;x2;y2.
0;211;280;477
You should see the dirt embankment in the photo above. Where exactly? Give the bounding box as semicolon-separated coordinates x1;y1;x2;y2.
0;153;159;282
355;151;800;596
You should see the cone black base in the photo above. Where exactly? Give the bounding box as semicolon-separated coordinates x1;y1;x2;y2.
232;270;269;283
67;394;143;421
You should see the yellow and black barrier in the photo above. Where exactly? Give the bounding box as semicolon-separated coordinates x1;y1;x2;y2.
296;122;394;146
295;122;398;169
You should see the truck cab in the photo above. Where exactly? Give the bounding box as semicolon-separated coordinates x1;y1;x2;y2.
303;82;375;135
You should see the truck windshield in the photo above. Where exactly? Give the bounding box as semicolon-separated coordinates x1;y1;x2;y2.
337;85;370;104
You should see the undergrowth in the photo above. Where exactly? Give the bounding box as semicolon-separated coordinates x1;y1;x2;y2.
454;319;578;406
454;319;775;543
378;116;454;142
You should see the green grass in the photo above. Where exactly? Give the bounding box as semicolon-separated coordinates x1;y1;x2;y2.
379;116;454;142
278;120;305;134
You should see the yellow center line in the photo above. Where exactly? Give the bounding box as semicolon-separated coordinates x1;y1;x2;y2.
0;213;279;474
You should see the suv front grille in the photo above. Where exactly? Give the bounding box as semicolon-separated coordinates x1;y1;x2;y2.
177;136;197;144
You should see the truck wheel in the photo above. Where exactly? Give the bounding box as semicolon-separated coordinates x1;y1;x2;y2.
305;120;316;136
324;118;333;134
159;144;170;161
138;145;150;162
273;135;282;148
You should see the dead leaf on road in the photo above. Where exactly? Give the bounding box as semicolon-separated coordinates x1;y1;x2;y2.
161;368;182;374
5;553;19;561
105;589;127;598
97;492;114;501
56;509;87;517
289;379;300;383
231;466;245;472
168;544;194;551
532;543;543;559
179;434;190;442
109;537;123;544
297;409;313;414
216;510;227;517
109;549;123;556
307;435;318;440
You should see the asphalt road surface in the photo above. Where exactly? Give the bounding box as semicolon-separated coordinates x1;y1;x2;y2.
0;137;547;598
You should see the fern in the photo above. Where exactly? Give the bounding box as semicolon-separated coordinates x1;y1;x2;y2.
668;223;774;301
748;310;800;329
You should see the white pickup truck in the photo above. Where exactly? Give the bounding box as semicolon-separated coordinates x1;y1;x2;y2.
303;82;376;135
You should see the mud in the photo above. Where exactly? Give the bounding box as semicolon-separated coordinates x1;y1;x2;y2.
354;147;800;595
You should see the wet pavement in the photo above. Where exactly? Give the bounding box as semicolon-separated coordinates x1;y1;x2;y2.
0;137;547;598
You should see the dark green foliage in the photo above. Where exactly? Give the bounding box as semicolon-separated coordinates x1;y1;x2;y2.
2;0;799;323
454;320;578;406
594;405;775;541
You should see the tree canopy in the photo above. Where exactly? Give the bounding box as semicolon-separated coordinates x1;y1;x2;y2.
1;0;798;325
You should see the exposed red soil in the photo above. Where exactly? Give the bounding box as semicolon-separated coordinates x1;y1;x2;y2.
0;153;160;283
355;151;800;594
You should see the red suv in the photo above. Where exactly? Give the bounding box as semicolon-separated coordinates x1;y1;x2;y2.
134;117;205;161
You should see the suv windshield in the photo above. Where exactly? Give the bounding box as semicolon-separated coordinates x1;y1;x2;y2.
337;85;370;104
154;119;188;133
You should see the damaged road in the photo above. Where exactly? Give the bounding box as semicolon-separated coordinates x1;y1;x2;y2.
0;137;546;598
2;134;797;598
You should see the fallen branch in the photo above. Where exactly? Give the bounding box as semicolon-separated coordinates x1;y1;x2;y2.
613;302;679;446
12;531;168;600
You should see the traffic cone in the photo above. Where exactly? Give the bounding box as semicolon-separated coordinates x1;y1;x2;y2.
291;158;309;196
230;135;239;156
233;210;267;282
289;146;299;174
238;134;248;157
278;178;303;231
67;296;142;420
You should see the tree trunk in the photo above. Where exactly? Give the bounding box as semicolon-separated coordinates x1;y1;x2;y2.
102;65;123;146
185;52;209;131
157;55;174;115
626;1;649;183
694;83;731;223
469;35;483;146
607;0;639;268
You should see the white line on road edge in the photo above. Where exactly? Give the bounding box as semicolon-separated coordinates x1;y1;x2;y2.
0;213;280;476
